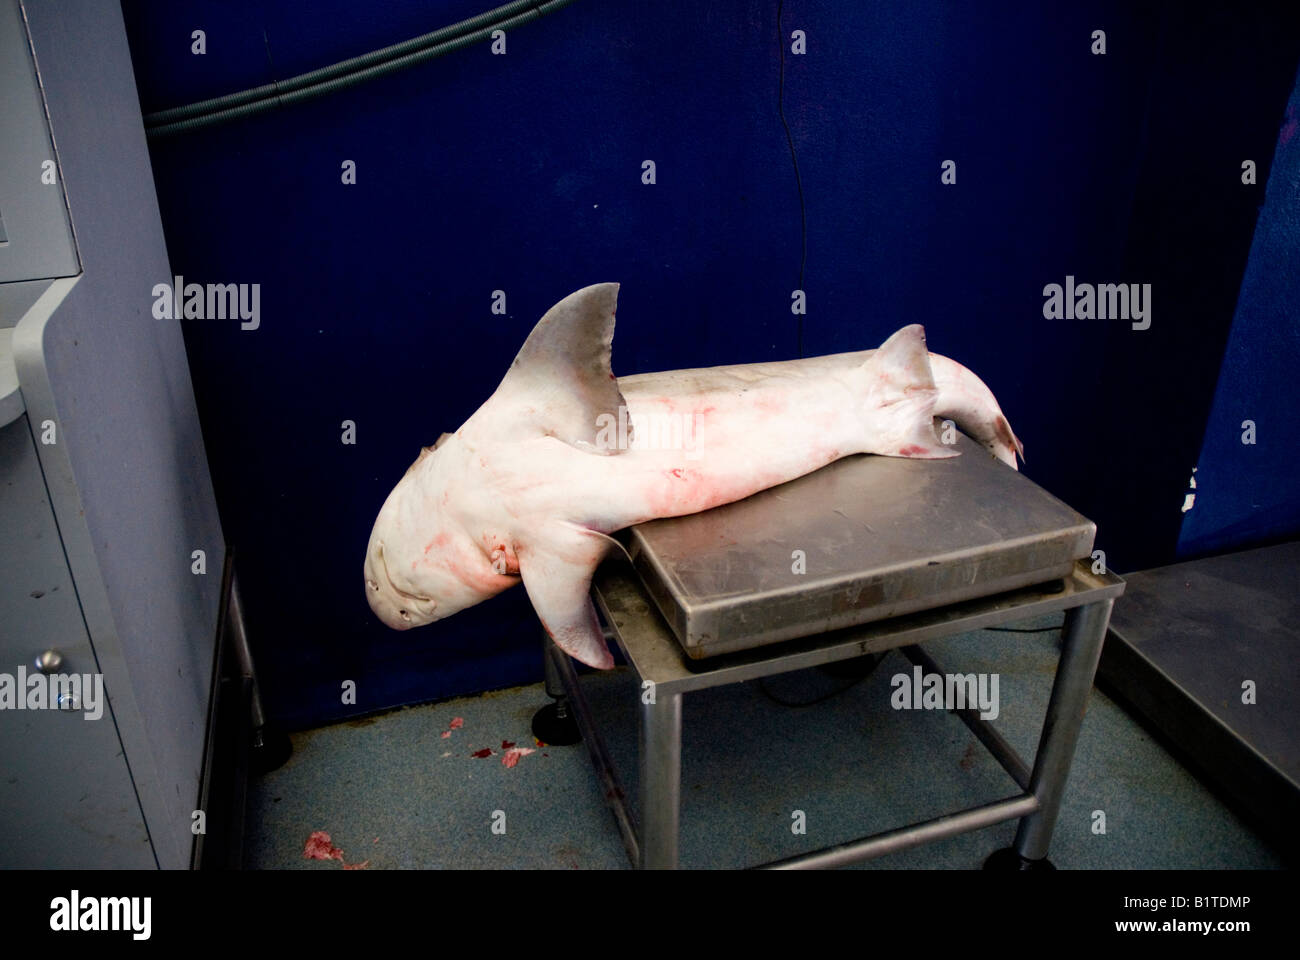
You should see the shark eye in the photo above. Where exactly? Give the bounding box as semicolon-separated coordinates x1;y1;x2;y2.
399;609;411;622
367;579;379;592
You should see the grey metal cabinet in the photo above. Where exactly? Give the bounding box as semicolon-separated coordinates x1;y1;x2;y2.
0;0;226;868
0;413;155;868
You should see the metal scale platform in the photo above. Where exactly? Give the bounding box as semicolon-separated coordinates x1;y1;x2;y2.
540;431;1125;869
624;430;1096;660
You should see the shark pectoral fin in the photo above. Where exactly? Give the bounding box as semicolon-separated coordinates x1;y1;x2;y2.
517;523;617;670
539;595;612;670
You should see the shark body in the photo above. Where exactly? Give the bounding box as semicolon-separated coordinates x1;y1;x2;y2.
364;283;1022;668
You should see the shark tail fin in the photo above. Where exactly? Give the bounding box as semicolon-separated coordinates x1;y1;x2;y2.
927;353;1024;470
850;324;959;461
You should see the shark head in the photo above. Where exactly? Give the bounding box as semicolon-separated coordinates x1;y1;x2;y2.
362;283;628;669
363;474;445;631
363;437;516;630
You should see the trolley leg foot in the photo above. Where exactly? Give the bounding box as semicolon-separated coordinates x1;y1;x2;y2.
250;722;292;774
531;699;581;746
984;847;1056;871
532;632;582;746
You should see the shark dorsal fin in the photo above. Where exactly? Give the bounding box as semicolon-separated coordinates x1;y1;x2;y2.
489;283;630;454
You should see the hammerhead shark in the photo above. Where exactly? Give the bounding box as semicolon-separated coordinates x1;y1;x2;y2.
364;283;1022;668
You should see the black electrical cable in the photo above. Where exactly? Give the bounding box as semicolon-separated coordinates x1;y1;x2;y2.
775;0;807;358
984;621;1065;633
147;0;550;125
144;0;579;138
758;674;869;708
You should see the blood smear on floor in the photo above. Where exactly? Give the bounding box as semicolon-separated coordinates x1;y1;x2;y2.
502;747;535;768
304;830;344;861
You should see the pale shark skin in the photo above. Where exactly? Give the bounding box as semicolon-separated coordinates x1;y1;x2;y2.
364;283;1022;669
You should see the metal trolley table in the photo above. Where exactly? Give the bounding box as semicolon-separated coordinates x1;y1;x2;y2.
539;433;1125;869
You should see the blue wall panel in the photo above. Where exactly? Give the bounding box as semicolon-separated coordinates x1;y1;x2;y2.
1178;70;1300;559
120;1;1300;729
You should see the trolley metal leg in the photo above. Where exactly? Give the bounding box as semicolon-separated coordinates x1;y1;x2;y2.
557;561;1123;870
531;633;582;746
1008;598;1114;863
639;690;683;869
228;570;291;774
541;632;565;700
545;639;641;866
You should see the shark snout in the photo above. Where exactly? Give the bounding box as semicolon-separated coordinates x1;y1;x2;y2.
365;539;439;630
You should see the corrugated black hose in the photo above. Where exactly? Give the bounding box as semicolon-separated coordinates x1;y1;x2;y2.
143;0;580;138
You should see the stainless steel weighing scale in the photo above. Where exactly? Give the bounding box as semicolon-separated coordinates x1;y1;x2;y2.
540;431;1126;869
